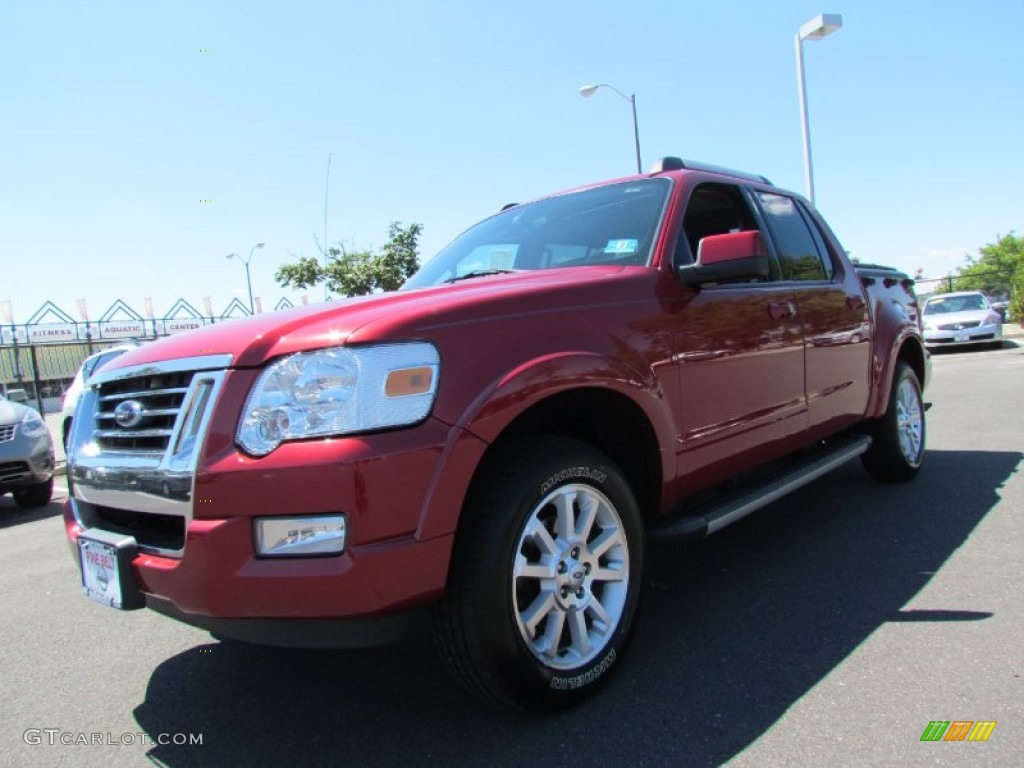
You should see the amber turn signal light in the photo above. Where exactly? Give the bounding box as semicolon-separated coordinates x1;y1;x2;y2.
385;367;435;397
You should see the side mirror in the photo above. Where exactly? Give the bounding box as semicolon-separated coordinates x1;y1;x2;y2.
679;230;769;287
6;388;28;404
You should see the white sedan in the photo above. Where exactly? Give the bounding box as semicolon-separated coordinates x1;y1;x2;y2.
61;343;139;448
921;291;1003;350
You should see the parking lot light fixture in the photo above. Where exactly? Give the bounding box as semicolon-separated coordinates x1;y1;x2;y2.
579;83;642;174
795;13;842;205
226;242;265;314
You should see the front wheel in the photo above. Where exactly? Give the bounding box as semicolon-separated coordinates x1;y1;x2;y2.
862;362;925;482
13;477;54;509
433;437;645;711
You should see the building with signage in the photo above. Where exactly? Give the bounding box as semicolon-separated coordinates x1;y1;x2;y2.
0;295;302;407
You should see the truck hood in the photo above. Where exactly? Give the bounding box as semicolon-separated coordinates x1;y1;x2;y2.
106;266;646;370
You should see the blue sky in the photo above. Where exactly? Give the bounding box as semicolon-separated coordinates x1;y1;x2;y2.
2;0;1022;323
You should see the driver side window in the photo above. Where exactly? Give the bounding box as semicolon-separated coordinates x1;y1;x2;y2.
676;183;760;269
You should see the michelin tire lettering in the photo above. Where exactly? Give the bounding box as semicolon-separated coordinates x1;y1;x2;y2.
540;466;608;495
550;649;617;690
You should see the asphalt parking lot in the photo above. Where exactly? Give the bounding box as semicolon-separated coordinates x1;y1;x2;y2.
2;342;1022;767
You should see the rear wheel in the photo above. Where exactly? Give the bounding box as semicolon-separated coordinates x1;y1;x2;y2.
13;477;54;509
433;437;644;711
862;362;925;482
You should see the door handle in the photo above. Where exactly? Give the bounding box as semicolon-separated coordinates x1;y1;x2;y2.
768;301;797;321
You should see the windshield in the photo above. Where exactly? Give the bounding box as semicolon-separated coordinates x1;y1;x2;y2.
83;349;129;379
923;294;988;315
403;178;671;289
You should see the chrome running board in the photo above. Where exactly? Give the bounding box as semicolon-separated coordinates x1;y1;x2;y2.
648;435;872;541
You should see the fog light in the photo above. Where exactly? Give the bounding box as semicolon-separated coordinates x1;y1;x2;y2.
255;515;346;557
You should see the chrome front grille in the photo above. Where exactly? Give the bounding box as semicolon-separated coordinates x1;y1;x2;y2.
69;353;232;557
937;320;981;330
0;425;15;443
94;371;195;452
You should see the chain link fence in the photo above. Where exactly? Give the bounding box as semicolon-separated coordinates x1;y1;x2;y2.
0;341;124;414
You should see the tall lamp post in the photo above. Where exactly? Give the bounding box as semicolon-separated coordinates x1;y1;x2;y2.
795;13;842;205
226;242;264;314
579;83;642;174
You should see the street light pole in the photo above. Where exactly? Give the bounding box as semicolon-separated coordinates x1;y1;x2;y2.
242;259;253;315
579;83;643;174
226;242;264;315
628;93;641;176
795;13;842;205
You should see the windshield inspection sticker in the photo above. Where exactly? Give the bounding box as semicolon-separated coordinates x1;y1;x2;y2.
604;239;639;255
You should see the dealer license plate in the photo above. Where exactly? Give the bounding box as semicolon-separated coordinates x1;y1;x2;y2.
79;537;126;609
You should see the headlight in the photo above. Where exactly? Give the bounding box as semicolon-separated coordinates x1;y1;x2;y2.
20;409;49;438
237;342;440;456
983;313;1002;327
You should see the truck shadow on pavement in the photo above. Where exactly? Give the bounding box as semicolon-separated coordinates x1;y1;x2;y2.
133;448;1021;768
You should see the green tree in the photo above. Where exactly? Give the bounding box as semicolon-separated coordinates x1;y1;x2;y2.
954;232;1020;290
275;222;423;297
978;232;1024;322
939;232;1022;321
274;254;323;291
375;221;423;291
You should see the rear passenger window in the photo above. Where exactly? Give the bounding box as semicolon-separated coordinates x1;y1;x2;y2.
755;191;832;281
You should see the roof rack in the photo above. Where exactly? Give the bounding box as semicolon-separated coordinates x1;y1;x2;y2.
649;156;772;185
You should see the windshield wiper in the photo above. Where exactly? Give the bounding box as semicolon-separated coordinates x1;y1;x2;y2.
444;269;517;284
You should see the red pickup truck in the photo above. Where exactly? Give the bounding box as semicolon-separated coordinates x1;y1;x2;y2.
64;158;929;710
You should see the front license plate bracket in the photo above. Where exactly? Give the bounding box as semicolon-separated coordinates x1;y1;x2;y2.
78;530;146;610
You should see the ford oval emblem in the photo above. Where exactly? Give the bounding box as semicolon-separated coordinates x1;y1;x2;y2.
114;400;145;429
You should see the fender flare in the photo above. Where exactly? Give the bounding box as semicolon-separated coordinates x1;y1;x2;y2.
415;351;677;541
867;329;927;419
